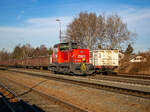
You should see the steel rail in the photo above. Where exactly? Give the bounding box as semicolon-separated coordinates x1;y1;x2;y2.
113;73;150;80
7;68;150;86
7;69;150;99
1;67;150;80
0;82;40;112
0;83;17;112
3;78;88;112
88;74;150;86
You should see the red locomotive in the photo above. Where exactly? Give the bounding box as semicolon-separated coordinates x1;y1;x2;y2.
49;42;94;75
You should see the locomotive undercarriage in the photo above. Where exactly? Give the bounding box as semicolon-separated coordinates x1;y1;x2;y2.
49;63;94;75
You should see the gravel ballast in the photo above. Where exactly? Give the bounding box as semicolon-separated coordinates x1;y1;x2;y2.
0;70;150;112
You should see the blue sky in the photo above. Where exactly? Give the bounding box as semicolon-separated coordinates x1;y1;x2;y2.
0;0;150;52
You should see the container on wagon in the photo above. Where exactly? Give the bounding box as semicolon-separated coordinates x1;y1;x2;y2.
90;50;119;74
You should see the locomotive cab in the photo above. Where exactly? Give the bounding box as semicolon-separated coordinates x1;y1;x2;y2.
50;42;94;75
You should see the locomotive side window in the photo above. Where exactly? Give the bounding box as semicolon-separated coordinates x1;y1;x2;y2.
55;47;58;52
54;46;58;52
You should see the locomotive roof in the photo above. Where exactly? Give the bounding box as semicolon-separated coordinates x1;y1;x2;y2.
54;42;77;47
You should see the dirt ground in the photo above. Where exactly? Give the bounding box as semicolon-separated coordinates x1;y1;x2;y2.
0;70;150;112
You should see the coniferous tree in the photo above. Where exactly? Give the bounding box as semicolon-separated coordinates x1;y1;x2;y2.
125;44;133;54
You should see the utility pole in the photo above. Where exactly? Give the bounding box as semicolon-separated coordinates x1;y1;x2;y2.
56;19;61;43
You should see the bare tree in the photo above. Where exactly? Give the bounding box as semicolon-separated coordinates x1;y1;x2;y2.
12;44;23;59
32;47;40;57
65;12;136;50
21;44;34;58
0;49;10;61
39;45;48;56
104;14;135;49
66;12;98;50
0;44;52;60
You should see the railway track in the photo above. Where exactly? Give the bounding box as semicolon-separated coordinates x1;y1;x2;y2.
0;78;88;112
115;73;150;80
2;67;150;81
4;67;150;85
0;82;40;112
88;74;150;86
3;68;150;99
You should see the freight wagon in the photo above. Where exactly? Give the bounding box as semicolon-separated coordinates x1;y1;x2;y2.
90;50;119;74
0;56;52;70
18;56;52;69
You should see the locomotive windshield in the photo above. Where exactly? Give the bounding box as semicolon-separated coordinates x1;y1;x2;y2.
60;43;77;51
60;43;69;51
72;43;77;49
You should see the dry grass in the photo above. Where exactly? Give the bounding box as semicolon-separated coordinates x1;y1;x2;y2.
118;51;150;75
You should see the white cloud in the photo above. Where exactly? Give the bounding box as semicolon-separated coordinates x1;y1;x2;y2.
0;16;73;51
21;10;24;14
26;16;72;29
17;10;25;20
1;8;150;52
117;8;150;52
119;8;150;32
